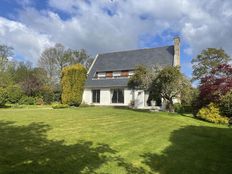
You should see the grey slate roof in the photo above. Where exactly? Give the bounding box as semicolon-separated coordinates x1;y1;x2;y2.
85;45;174;88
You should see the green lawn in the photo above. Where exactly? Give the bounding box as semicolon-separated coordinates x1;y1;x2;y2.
0;107;231;174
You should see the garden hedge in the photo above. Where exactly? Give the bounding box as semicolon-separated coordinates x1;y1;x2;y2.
61;64;87;106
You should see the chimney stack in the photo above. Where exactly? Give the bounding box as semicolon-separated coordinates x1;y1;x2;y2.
173;36;180;66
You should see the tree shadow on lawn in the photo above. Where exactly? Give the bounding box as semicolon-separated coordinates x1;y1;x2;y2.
142;126;232;174
0;121;117;174
0;121;151;174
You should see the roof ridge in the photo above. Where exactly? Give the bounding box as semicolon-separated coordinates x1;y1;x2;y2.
98;45;174;55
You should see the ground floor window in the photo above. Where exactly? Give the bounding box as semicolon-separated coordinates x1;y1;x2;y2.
92;90;100;103
111;89;124;103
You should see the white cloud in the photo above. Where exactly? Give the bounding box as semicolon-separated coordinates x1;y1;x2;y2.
0;17;53;63
1;0;232;65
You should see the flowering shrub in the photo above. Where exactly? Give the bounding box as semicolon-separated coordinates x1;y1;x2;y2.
197;103;229;124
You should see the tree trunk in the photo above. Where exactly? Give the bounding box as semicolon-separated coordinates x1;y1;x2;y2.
167;99;174;112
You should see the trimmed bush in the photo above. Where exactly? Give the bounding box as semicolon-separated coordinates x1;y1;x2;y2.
52;102;69;109
197;103;229;124
6;85;23;104
0;87;7;107
174;103;183;113
61;64;87;106
182;105;193;113
174;103;193;114
19;96;35;105
219;90;232;117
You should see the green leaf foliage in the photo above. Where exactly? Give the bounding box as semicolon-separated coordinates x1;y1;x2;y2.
52;102;69;109
0;87;7;106
6;85;23;104
151;66;188;112
219;90;232;117
128;65;159;90
61;64;87;106
192;48;231;81
128;65;151;89
174;103;193;114
0;44;13;72
39;85;54;104
19;96;35;105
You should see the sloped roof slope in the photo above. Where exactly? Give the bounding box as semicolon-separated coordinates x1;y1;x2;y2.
85;46;174;88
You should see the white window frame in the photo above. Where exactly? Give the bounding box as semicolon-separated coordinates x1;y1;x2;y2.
113;71;121;78
92;89;100;103
128;71;134;76
111;88;124;104
97;72;106;79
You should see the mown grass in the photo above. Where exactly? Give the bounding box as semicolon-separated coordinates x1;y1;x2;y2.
0;107;231;174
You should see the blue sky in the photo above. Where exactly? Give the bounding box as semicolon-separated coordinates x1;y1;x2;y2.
1;0;232;78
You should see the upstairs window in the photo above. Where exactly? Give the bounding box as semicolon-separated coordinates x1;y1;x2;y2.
92;90;100;103
128;71;134;76
121;70;129;77
113;71;121;78
94;70;134;79
97;72;106;79
106;71;113;78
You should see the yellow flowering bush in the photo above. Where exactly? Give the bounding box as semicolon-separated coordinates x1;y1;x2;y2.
197;103;229;124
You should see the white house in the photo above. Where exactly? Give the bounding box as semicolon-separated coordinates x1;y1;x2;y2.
82;37;180;109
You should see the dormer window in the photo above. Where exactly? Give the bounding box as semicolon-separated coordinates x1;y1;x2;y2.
129;71;134;76
106;71;113;78
121;70;129;77
113;71;121;78
97;72;106;79
94;70;134;79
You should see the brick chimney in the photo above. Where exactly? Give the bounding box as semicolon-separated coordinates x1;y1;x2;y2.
173;36;180;66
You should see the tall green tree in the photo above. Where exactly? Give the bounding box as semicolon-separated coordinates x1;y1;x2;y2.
128;65;162;106
0;44;14;87
128;65;155;90
0;44;13;72
39;44;93;88
67;49;93;69
0;87;7;106
13;61;32;84
53;43;70;79
192;48;231;81
151;66;189;112
6;85;23;104
21;67;49;97
38;46;59;86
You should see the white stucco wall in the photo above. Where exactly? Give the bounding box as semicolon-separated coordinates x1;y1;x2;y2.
82;88;133;106
83;88;180;109
134;90;145;108
124;88;133;105
99;88;111;105
82;89;92;104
